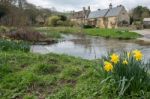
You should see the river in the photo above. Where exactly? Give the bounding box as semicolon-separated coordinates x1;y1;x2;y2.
31;34;150;61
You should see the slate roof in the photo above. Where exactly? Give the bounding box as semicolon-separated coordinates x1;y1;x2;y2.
88;9;109;19
88;6;124;19
105;6;123;17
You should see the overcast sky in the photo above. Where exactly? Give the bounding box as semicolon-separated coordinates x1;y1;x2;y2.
26;0;150;12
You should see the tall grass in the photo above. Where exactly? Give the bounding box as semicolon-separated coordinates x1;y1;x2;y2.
0;39;30;52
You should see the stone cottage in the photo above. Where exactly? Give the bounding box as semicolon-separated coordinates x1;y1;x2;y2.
70;6;91;25
71;4;130;29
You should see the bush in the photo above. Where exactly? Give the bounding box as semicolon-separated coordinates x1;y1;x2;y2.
0;39;30;52
100;50;150;97
57;20;64;26
58;15;67;21
47;16;60;26
133;21;143;29
82;25;94;29
56;20;76;27
0;26;9;33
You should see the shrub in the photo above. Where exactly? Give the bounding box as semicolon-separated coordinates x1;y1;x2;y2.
56;20;76;27
7;28;45;42
0;39;30;52
133;21;143;29
100;50;150;97
0;26;9;33
57;20;64;26
58;15;67;21
47;16;60;26
82;25;94;29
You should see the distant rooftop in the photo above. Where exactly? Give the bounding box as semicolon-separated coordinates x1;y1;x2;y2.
88;9;108;19
88;5;124;19
105;6;123;17
143;18;150;21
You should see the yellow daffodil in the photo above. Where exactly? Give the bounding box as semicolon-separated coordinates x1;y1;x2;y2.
110;53;119;64
104;61;113;72
123;60;128;65
132;50;143;61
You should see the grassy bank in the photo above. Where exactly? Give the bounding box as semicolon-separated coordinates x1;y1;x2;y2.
84;28;140;39
34;27;82;39
0;39;150;98
0;51;104;99
35;27;141;39
2;52;150;99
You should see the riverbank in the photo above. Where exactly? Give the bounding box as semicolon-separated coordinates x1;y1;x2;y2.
0;39;150;98
0;51;103;99
133;29;150;42
34;27;141;39
1;52;150;99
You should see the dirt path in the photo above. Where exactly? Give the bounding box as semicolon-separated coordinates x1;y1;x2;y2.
133;29;150;42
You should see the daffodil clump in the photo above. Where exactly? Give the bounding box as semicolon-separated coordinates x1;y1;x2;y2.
103;50;143;72
101;50;150;97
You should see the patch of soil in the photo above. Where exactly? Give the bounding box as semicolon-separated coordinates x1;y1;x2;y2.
26;83;56;99
20;64;28;68
71;71;81;77
48;58;58;64
58;79;77;87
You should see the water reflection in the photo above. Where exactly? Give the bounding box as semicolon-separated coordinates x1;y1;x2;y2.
31;34;150;61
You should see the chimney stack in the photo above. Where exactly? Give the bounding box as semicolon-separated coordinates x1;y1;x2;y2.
83;7;86;11
109;3;112;9
98;9;101;11
72;10;75;15
88;6;90;11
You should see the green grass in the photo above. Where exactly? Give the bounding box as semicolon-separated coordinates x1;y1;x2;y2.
1;51;149;98
34;27;141;39
34;27;82;39
0;39;30;52
84;28;141;39
0;51;104;99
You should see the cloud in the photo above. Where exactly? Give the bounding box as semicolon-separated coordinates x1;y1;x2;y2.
27;0;150;11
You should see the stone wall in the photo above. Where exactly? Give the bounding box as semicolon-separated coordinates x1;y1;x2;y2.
97;18;106;28
71;18;85;25
107;17;118;29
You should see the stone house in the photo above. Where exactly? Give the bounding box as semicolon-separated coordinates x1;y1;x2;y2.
71;4;130;29
70;6;91;25
143;18;150;28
